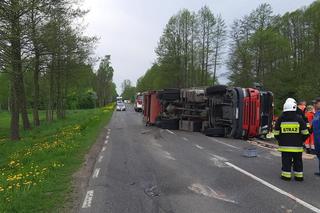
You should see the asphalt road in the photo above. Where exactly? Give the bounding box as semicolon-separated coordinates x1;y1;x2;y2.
79;105;320;213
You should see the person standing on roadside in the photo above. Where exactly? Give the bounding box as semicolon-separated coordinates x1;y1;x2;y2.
305;105;315;154
298;100;307;114
312;98;320;176
274;99;309;181
297;100;309;128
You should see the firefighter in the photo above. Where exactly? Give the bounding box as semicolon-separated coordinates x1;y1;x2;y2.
287;99;310;143
274;100;309;181
312;98;320;176
305;105;315;154
287;99;308;123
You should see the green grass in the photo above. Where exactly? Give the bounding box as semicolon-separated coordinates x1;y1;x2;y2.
0;104;114;212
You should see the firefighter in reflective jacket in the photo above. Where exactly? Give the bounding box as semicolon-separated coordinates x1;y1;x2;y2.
274;100;309;181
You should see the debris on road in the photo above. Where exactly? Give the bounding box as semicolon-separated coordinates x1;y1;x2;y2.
243;147;258;158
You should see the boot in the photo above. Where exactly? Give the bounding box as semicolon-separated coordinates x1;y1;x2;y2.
281;176;291;181
294;177;304;181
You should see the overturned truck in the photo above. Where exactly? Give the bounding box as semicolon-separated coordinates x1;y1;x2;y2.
142;85;273;139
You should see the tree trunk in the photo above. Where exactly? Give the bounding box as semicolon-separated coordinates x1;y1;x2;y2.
190;32;194;87
33;48;40;126
205;27;210;85
10;9;31;131
17;72;31;130
56;56;63;119
201;26;206;85
47;55;55;122
213;44;219;85
10;79;20;140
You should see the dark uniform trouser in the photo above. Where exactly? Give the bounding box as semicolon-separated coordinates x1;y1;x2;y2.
281;152;303;179
317;154;320;172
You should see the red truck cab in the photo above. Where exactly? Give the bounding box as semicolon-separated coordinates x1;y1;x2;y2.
242;88;261;138
205;86;273;139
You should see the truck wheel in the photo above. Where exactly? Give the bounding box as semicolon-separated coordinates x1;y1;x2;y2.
206;85;227;96
157;89;180;101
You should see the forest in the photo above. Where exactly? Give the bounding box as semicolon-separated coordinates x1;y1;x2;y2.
136;1;320;112
0;0;116;140
136;6;226;92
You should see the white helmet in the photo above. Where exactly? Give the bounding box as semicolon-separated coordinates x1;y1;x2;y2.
283;101;297;112
285;98;297;104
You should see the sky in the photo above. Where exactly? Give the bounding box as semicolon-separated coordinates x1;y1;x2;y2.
82;0;314;94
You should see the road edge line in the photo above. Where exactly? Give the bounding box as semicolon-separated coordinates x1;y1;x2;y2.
225;162;320;213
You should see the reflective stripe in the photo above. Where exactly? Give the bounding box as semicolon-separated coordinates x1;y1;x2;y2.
278;146;304;152
294;172;303;178
281;122;300;125
274;130;280;136
301;129;309;135
281;171;292;178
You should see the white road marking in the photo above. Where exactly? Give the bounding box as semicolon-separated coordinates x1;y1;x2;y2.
209;153;228;161
106;135;110;139
211;138;241;150
226;162;320;213
101;146;106;152
208;153;229;168
162;150;176;160
104;140;109;145
98;155;103;163
188;183;237;204
82;190;94;208
153;142;163;148
195;144;204;150
182;137;189;141
166;129;175;135
92;168;100;178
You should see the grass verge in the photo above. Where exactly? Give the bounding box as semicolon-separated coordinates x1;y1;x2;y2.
0;104;114;212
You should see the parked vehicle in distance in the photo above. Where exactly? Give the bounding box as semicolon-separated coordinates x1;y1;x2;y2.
116;102;126;111
134;94;143;112
116;96;123;104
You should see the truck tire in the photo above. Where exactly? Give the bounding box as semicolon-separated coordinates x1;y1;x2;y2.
204;127;226;137
157;118;179;130
206;85;227;96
